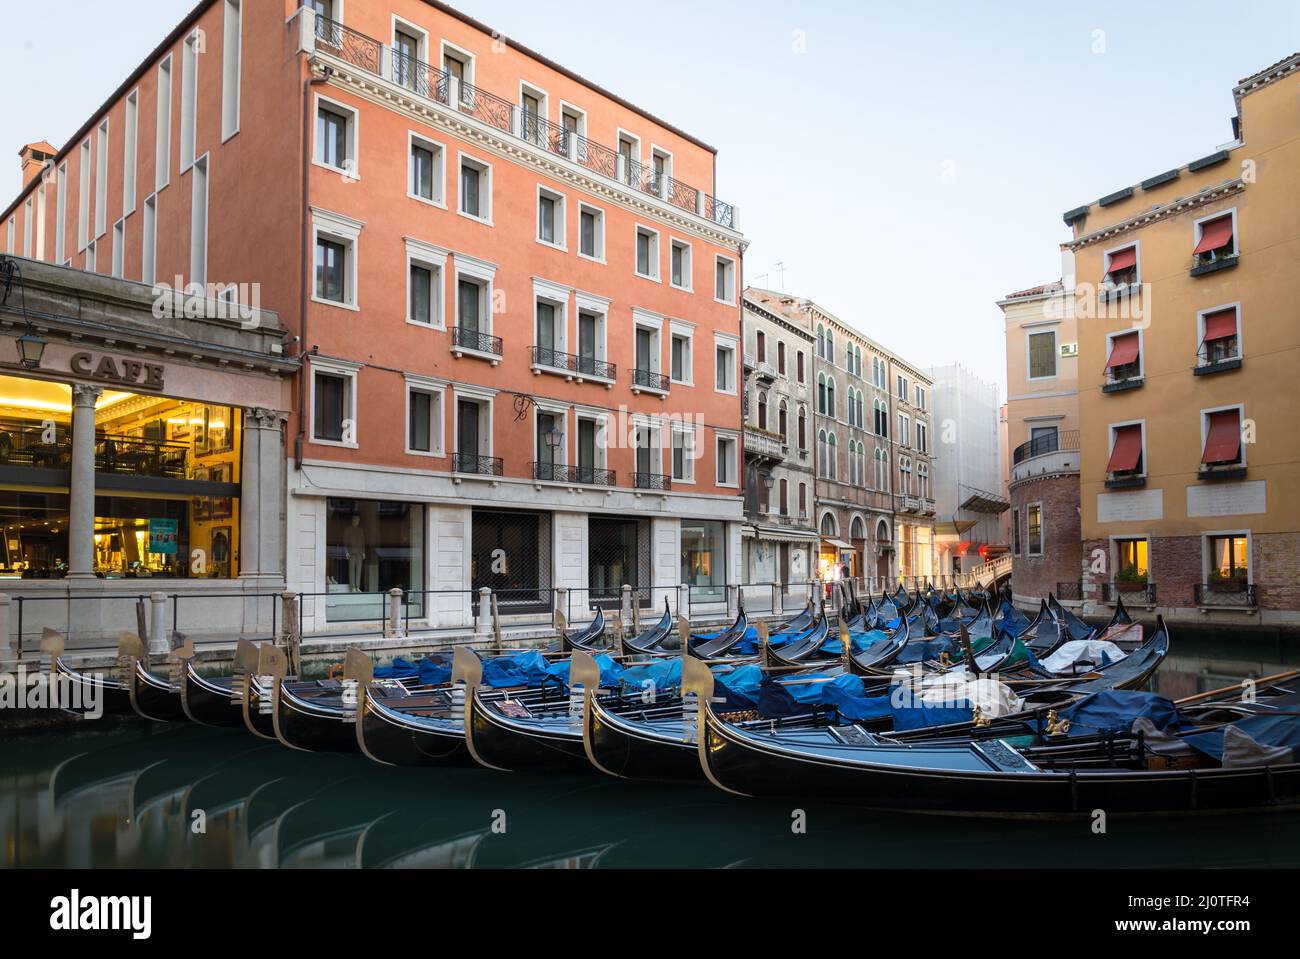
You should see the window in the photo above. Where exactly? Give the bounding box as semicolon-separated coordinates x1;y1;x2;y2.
311;208;362;308
392;23;427;94
1201;407;1244;469
1106;423;1145;479
715;435;737;486
1199;306;1241;366
312;365;356;445
778;401;788;443
715;256;736;303
799;483;807;517
575;300;609;378
537;186;565;248
406;381;444;455
915;385;925;411
190;155;208;285
55;162;67;264
442;44;472;103
1115;538;1148;579
1206;534;1249;583
5;216;13;254
1105;330;1142;383
672;427;694;483
406;240;446;328
458;155;491;221
898;412;910;447
670;330;692;384
22;200;32;257
917;462;929;498
715;341;736;393
110;220;125;278
94;119;109;238
756;392;768;430
916;422;927;453
682;519;726;601
409;134;444;204
636;226;660;279
874;447;889;491
77;138;91;251
1105;245;1138;286
1027;503;1042;555
156;56;172;191
578;203;604;260
222;0;242;140
1012;508;1021;555
779;478;789;516
670;239;691;289
141;194;157;285
1027;329;1057;379
457;273;491;336
898;457;910;494
315;97;356;174
180;31;199;172
86;240;96;273
326;499;426;622
797;350;805;383
519;86;546;148
1193;212;1235;265
777;341;786;374
896;374;908;401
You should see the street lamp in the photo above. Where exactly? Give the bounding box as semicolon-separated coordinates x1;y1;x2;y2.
762;472;775;514
1;256;45;370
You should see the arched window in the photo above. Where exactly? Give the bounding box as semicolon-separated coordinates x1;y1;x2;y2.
816;324;825;359
826;378;836;418
799;482;807;516
918;462;929;498
817;429;827;475
756;330;766;363
778;400;788;443
779;477;788;515
797;408;807;450
850;515;865;541
797;350;805;383
855;346;863;377
817;372;827;414
876;518;890;546
777;341;786;374
826;328;835;362
820;511;837;537
827;432;838;480
899;456;912;495
757;392;767;430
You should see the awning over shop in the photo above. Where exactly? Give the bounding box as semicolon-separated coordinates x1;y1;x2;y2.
743;524;821;544
821;538;854;551
960;491;1010;514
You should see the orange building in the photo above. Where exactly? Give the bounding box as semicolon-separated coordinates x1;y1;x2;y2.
0;0;747;631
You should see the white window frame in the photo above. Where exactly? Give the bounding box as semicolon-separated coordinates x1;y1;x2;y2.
313;92;360;179
714;254;736;305
391;13;431;83
574;409;609;473
123;91;139;214
1200;530;1253;586
1196;301;1243;365
190;153;209;286
535;183;566;251
916;421;928;454
453;252;498;340
575;290;612;382
222;0;242;141
457;152;493;224
141;193;157;285
1108;535;1152;584
22;200;32;258
1192;207;1238;260
156;55;173;191
111;218;125;278
1106;418;1148;478
714;334;738;395
634;223;661;281
451;385;496;465
4;217;12;255
55;162;67;263
1026;326;1059;381
1105;327;1145;383
77;138;91;251
1199;402;1247;469
671;422;696;485
1102;240;1141;287
532;277;571;365
669;321;694;386
404;237;448;330
440;39;475;95
404;374;445;457
715;431;739;488
179;31;200;173
577;201;605;263
898;412;910;447
94;119;109;239
532;400;569;474
311;206;364;311
669;238;692;291
309;357;361;448
407;131;446;207
85;239;96;273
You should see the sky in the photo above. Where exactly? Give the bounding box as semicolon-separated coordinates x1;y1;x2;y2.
3;0;1297;393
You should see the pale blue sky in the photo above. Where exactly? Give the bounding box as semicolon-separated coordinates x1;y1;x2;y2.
3;1;1296;389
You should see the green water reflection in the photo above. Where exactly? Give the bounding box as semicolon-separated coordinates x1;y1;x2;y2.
3;632;1299;869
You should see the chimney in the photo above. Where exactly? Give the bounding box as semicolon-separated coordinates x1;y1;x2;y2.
19;141;57;190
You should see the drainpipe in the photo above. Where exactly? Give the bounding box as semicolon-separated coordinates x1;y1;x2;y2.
296;66;332;470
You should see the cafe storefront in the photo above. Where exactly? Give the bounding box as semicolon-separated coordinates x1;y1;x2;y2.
0;260;293;647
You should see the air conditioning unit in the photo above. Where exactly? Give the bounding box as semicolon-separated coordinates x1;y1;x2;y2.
1059;342;1079;357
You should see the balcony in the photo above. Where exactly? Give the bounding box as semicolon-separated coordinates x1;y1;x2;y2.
1010;429;1080;484
1193;581;1256;608
532;462;617;487
630;368;670;395
308;14;736;230
0;418;71;471
530;346;616;384
451;326;503;363
743;428;784;463
1105;472;1146;490
451;452;503;477
1190;253;1238;278
920;497;937;516
633;471;672;492
743;352;777;384
1101;581;1158;605
901;495;921;513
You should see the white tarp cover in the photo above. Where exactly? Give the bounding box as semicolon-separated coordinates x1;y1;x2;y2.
889;668;1025;718
1041;639;1126;674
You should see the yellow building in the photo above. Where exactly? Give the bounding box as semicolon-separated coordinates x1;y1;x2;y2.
1062;52;1300;626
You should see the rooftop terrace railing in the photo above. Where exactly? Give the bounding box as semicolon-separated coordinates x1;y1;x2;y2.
308;13;736;229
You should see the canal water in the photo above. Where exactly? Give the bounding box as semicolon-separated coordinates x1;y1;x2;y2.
4;631;1299;869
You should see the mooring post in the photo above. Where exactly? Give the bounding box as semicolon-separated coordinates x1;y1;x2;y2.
386;588;404;638
476;588;492;639
677;583;689;621
280;591;298;643
621;584;632;633
148;592;168;659
490;593;503;652
553;587;569;632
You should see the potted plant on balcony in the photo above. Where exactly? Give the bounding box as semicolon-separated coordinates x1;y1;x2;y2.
1208;568;1247;593
1114;566;1148;593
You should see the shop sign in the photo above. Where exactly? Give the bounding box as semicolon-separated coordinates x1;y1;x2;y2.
148;519;178;555
69;352;166;391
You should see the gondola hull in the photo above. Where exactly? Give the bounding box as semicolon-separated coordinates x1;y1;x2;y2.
52;656;134;716
584;692;700;782
272;680;358;753
356;687;471;767
465;685;591;772
129;662;186;723
181;663;241;727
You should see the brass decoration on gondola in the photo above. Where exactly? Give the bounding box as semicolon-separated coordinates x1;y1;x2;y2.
1046;708;1071;736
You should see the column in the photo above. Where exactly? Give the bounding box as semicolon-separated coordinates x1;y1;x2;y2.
240;408;289;581
66;384;102;579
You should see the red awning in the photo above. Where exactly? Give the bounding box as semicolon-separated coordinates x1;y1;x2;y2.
1107;247;1137;275
1106;332;1140;369
1202;410;1241;464
1203;308;1238;341
1107;425;1143;473
1194;216;1234;255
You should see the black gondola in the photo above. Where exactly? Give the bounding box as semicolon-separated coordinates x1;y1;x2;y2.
558;607;607;652
619;599;676;655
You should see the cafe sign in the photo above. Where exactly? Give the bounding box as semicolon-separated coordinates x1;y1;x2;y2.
69;352;165;391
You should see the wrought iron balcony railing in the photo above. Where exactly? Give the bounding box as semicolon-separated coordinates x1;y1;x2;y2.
1192;582;1256;607
631;368;670;393
1012;429;1080;466
1055;581;1084;601
306;13;735;229
451;325;503;357
1101;581;1157;605
452;452;503;477
531;346;616;380
532;462;617;486
633;471;672;492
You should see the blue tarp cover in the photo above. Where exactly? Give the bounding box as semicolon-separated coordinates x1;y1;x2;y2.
895;637;959;665
544;653;624;689
1181;713;1300;762
890;699;975;731
616;658;681;693
481;651;554;688
374;655;453;686
1060;690;1179;736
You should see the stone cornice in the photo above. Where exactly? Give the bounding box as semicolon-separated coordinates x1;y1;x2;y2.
313;57;748;254
743;298;815;341
1062;179;1246;252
